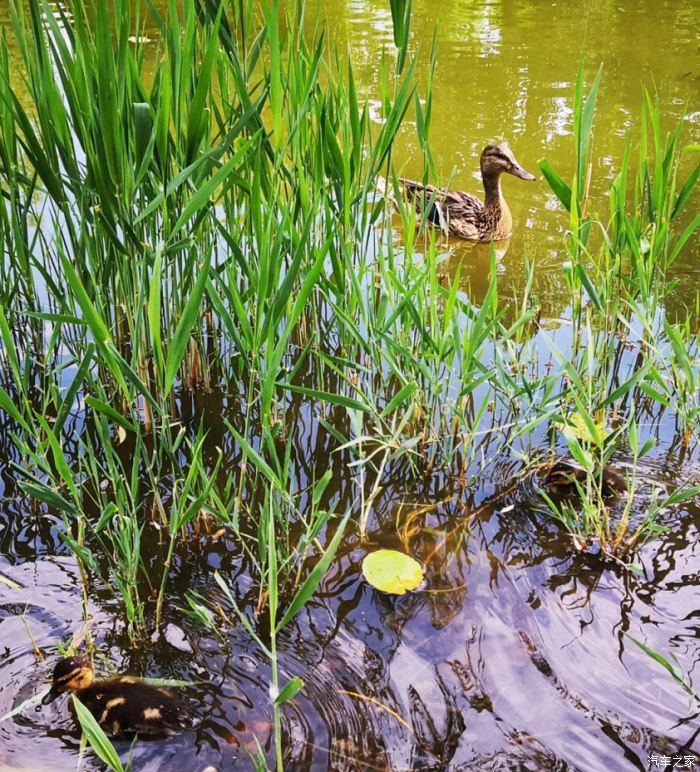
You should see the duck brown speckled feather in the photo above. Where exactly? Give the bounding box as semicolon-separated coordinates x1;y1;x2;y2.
42;654;194;737
399;144;535;242
542;460;628;498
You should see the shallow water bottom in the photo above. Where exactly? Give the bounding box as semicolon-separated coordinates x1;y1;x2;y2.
1;445;698;771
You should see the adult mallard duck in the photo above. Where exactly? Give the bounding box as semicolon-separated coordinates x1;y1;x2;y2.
42;653;194;737
400;144;535;242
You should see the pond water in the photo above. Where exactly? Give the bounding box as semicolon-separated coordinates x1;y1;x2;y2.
0;0;697;310
1;388;699;770
0;0;699;770
321;0;700;316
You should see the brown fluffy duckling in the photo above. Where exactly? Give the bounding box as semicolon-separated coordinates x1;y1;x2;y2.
42;654;194;737
542;460;628;498
399;144;536;241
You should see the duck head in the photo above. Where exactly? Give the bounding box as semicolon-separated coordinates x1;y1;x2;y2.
42;654;95;703
480;144;535;181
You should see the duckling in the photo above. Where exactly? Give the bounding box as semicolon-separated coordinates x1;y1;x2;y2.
399;144;535;241
42;654;194;737
542;460;628;499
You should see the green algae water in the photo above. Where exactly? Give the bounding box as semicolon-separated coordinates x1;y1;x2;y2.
315;0;700;313
4;0;690;309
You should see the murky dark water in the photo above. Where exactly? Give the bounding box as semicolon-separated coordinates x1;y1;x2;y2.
2;374;699;769
1;0;699;770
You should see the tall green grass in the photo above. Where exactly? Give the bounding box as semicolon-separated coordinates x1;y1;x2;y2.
0;0;698;767
536;63;700;551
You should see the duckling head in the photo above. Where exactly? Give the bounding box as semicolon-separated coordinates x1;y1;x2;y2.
480;144;535;181
42;654;95;704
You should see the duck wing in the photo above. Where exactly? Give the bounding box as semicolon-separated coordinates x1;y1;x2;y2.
79;677;194;736
399;179;483;233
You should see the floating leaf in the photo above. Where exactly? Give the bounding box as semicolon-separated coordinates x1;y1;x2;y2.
362;549;424;595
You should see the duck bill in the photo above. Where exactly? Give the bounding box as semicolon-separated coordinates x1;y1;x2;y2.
42;687;61;705
510;162;536;181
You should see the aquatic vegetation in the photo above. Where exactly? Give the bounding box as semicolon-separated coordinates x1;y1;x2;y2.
626;635;700;704
71;696;125;772
0;0;697;768
361;548;424;594
534;64;700;553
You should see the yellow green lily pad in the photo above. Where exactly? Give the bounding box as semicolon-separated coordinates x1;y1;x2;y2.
362;549;424;595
